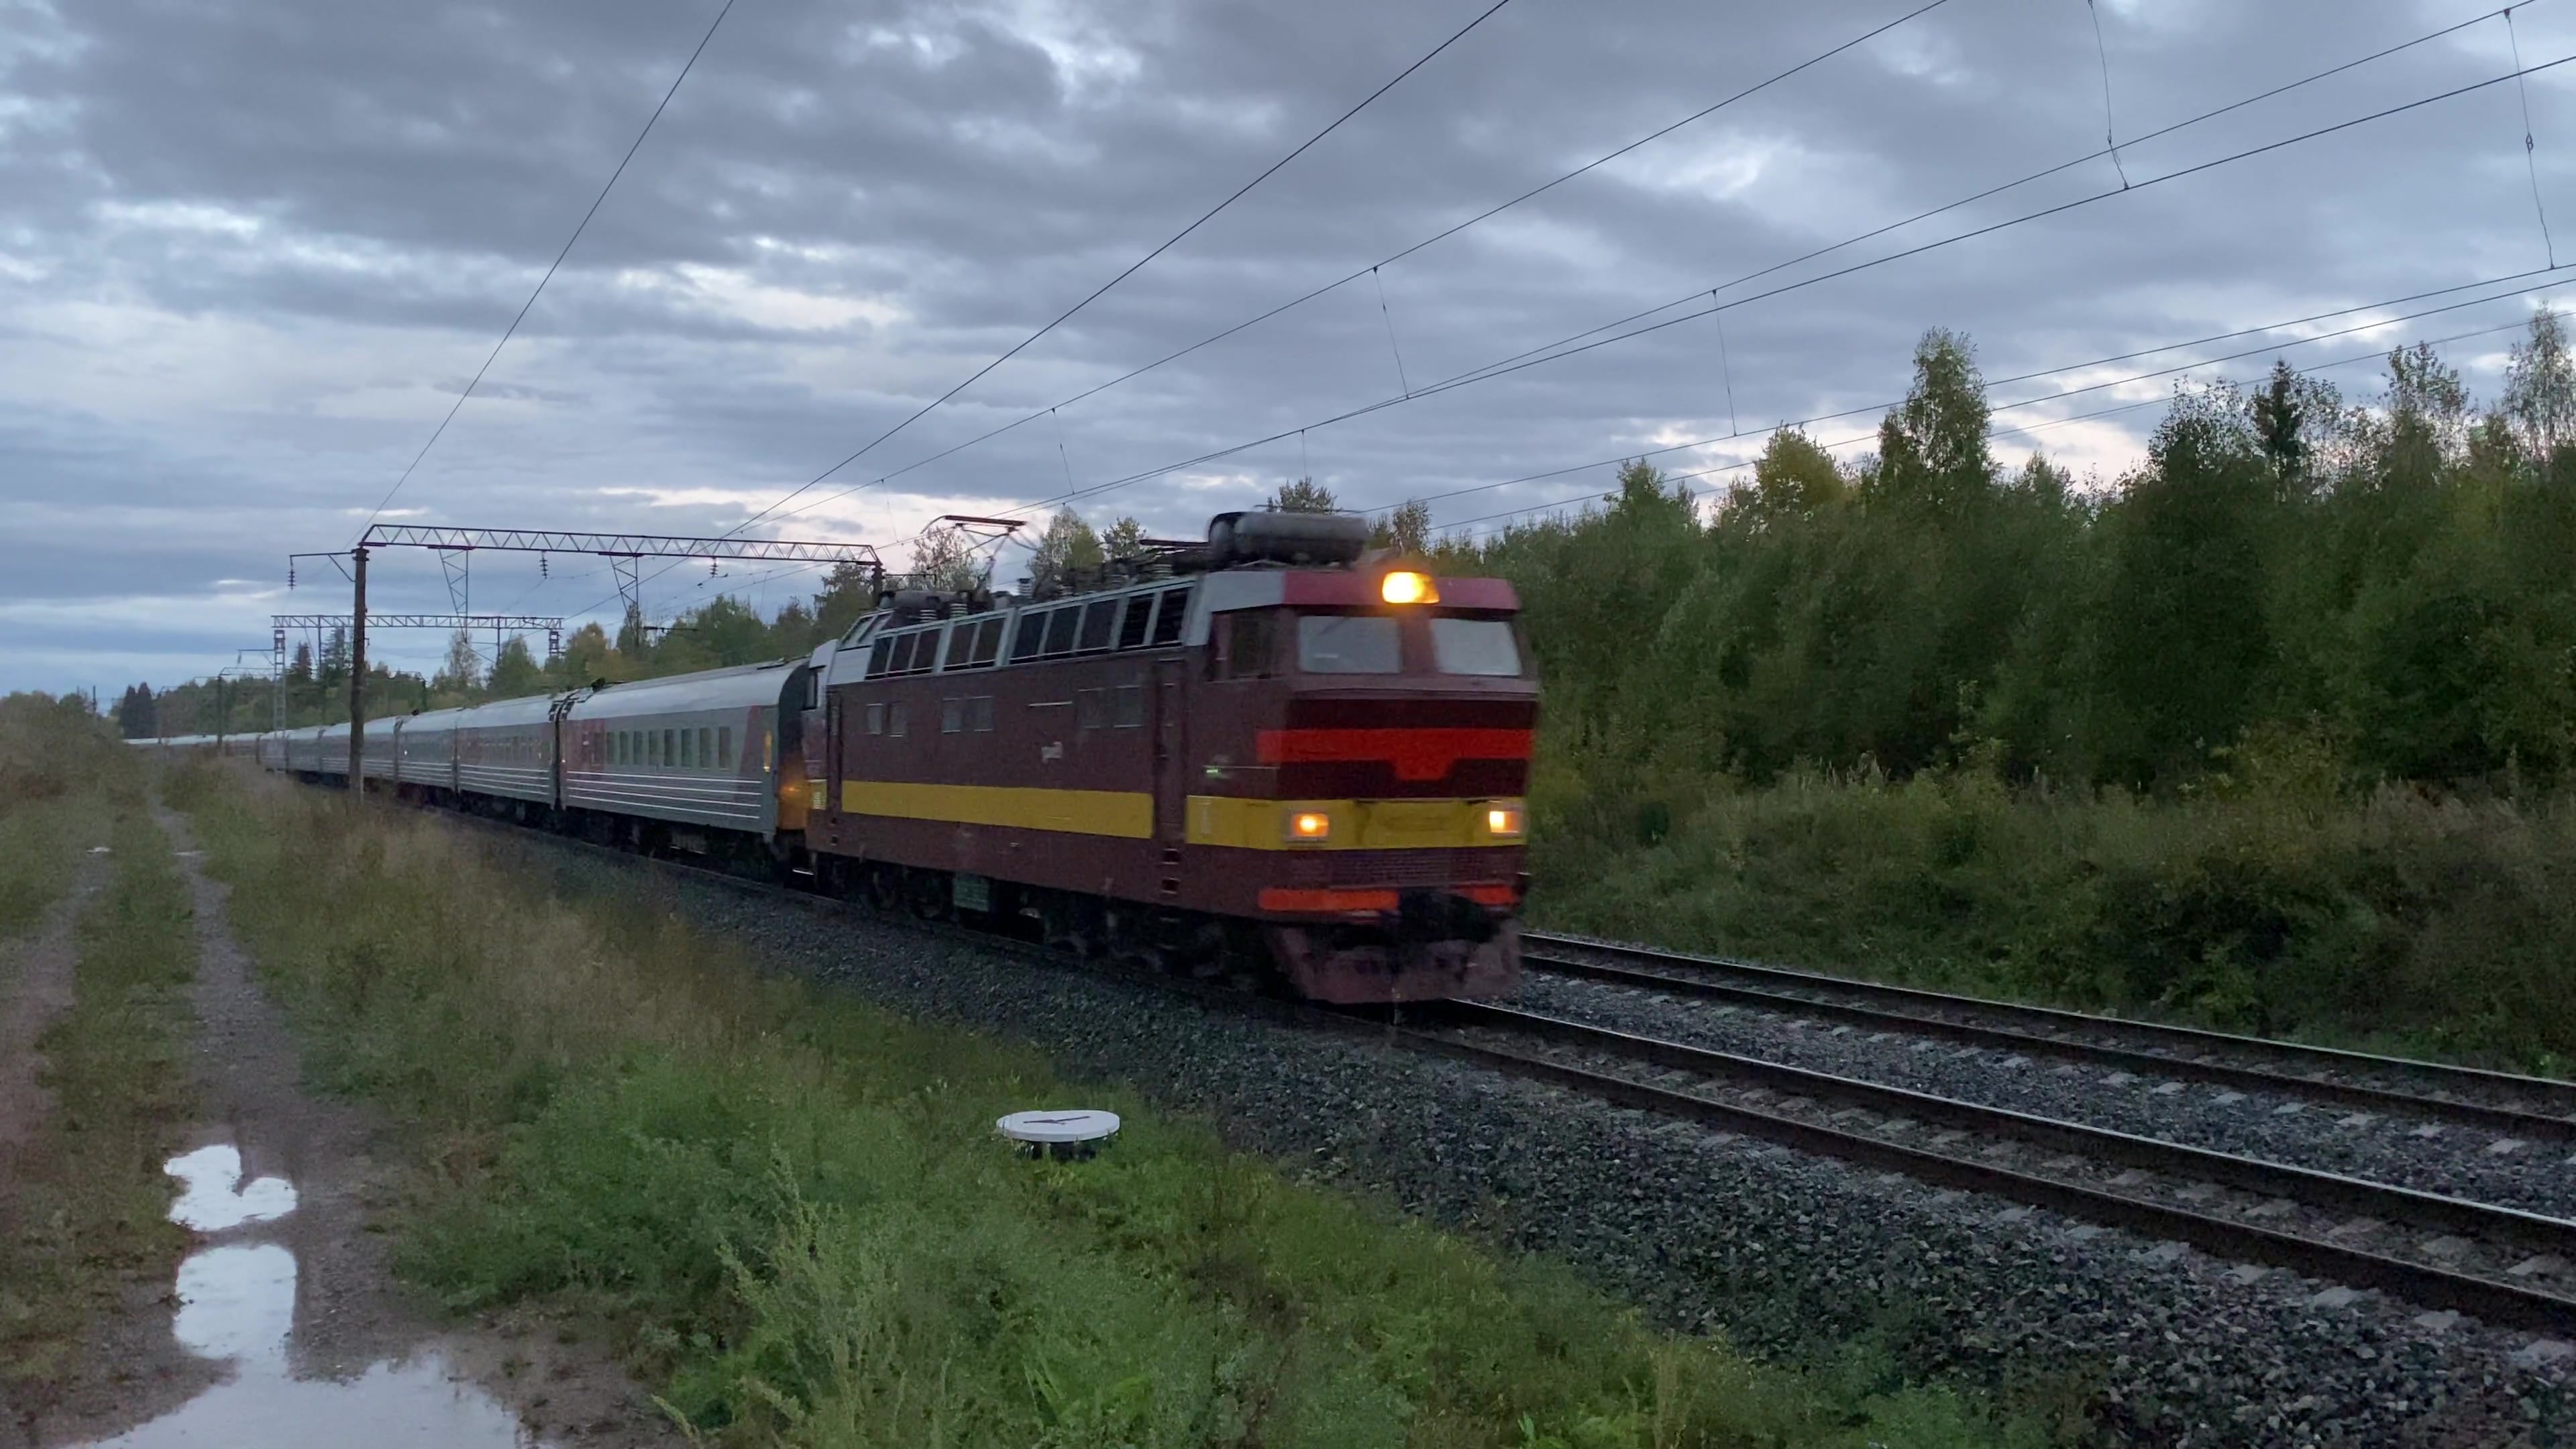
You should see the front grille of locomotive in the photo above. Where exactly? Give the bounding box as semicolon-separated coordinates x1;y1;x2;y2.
1262;845;1522;890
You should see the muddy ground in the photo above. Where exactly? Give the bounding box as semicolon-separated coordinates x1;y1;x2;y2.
4;805;678;1448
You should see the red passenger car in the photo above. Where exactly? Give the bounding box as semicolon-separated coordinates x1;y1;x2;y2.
800;511;1536;1003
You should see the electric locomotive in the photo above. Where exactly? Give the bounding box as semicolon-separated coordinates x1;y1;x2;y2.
800;511;1536;1003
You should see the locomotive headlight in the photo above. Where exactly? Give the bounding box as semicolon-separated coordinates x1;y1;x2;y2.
1286;809;1334;844
1380;570;1439;605
1484;803;1525;841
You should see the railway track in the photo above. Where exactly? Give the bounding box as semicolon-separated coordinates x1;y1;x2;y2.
424;808;2576;1335
1524;932;2576;1142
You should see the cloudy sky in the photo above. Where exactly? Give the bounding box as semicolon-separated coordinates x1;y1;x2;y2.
8;0;2576;694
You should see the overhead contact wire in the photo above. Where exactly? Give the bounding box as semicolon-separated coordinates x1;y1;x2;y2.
360;0;739;535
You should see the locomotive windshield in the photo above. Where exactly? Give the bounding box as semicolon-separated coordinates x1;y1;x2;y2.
1428;616;1521;676
1295;615;1401;674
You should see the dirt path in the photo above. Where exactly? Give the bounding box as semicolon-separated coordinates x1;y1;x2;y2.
18;806;676;1448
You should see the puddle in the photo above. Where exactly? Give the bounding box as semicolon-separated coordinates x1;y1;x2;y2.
74;1144;553;1448
166;1143;296;1230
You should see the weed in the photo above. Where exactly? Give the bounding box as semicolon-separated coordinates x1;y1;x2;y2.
178;765;2058;1447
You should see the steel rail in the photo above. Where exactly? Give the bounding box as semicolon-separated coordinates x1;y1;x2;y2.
1395;1008;2576;1335
1525;950;2576;1142
1525;932;2576;1119
341;798;2576;1333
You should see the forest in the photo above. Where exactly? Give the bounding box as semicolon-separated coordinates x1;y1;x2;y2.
121;310;2576;1063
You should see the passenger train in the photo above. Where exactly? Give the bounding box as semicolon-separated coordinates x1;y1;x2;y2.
131;511;1539;1003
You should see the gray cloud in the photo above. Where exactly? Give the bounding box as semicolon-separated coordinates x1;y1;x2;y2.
7;0;2575;690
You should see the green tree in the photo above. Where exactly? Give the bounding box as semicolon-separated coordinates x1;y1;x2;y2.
1369;499;1433;555
1868;329;1994;515
1026;509;1104;596
432;630;481;699
2505;306;2576;464
487;636;544;698
1102;517;1149;561
1265;478;1338;513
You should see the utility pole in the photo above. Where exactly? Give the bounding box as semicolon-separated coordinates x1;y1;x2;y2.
347;545;368;794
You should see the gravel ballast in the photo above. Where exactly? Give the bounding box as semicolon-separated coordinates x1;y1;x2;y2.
1516;971;2576;1223
503;838;2576;1447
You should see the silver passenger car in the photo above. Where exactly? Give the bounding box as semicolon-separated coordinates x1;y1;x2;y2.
452;694;556;806
560;662;798;835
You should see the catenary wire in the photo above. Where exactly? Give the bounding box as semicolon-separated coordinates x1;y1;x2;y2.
359;0;739;535
1440;301;2569;539
1366;264;2575;517
715;0;1523;541
996;45;2576;520
760;0;1961;523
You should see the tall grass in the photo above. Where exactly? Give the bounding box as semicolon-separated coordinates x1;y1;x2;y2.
1530;745;2576;1073
174;762;2053;1448
0;693;121;935
0;802;197;1383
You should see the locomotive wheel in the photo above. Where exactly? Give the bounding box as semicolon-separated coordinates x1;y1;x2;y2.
1040;894;1103;957
864;865;902;914
905;868;951;920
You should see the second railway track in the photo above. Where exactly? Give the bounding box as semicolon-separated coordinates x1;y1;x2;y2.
1524;931;2576;1141
439;809;2576;1336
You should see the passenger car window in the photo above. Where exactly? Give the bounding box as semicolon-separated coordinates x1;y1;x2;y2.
1297;615;1401;674
718;726;732;765
698;727;712;765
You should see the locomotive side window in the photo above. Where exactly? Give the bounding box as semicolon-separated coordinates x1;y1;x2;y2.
1297;614;1402;674
941;697;964;733
1114;684;1144;728
1009;611;1048;663
868;635;894;678
888;702;908;737
888;632;918;675
971;695;996;731
1116;592;1154;649
865;702;884;735
1075;687;1104;730
1042;606;1081;657
1077;599;1116;653
969;617;1004;667
1150;585;1193;645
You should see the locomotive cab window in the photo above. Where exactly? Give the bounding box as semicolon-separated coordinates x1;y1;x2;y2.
1216;611;1277;679
1297;614;1401;674
1430;616;1523;676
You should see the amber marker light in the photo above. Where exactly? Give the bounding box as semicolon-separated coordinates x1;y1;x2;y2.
1286;810;1334;843
1485;804;1525;840
1380;570;1438;605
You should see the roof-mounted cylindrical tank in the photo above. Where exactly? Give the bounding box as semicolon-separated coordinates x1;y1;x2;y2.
1206;511;1368;568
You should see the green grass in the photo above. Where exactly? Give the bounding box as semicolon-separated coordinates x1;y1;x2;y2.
173;761;2059;1448
1528;749;2576;1075
0;800;198;1384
